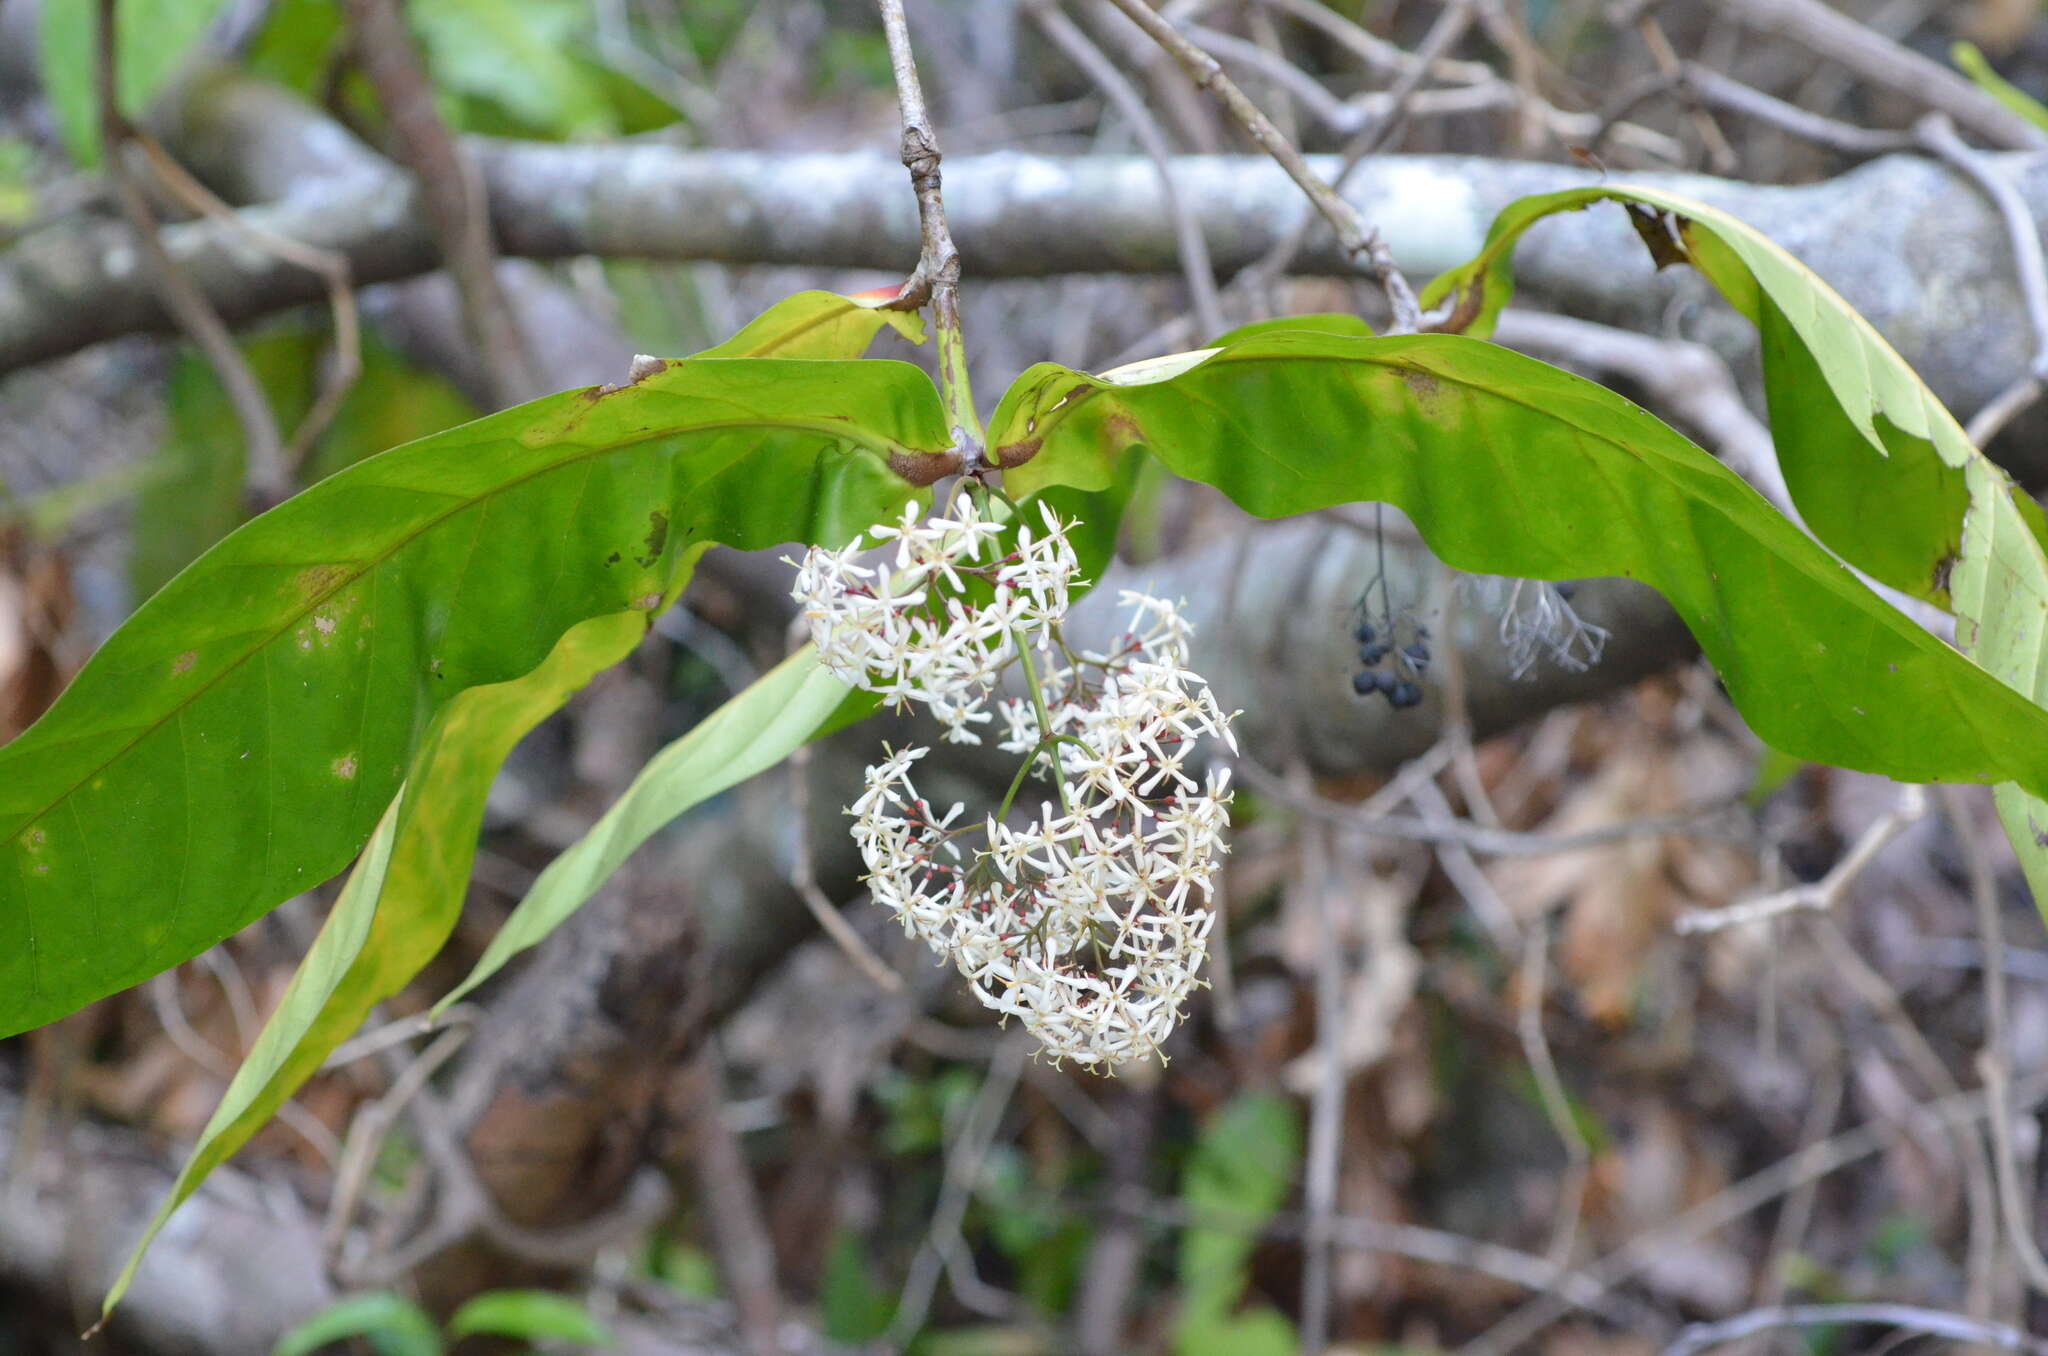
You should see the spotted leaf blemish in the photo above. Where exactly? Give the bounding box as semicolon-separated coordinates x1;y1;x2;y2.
637;510;670;568
333;755;359;780
289;563;352;604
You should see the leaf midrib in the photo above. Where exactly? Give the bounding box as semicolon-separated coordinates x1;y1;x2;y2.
0;412;912;855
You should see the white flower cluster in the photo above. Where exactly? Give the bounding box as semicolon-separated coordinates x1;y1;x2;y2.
794;497;1236;1066
790;498;1077;743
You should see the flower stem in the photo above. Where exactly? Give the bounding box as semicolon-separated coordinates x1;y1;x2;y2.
1013;627;1074;816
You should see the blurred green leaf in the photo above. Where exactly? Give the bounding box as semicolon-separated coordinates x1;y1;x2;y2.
40;0;233;166
976;1147;1089;1315
273;1292;442;1356
1952;42;2048;136
647;1236;722;1300
244;0;345;94
448;1290;614;1346
306;334;477;481
409;0;616;137
0;137;35;229
1175;1308;1296;1356
132;329;477;599
1747;745;1808;809
820;1229;895;1343
1177;1092;1300;1309
1205;312;1374;348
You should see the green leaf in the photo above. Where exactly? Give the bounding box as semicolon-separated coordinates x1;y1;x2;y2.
448;1290;614;1346
40;0;232;167
307;334;480;481
408;0;617;137
1422;185;2048;918
1175;1308;1297;1356
244;0;346;95
1952;42;2048;138
1746;745;1808;810
133;331;480;596
820;1230;895;1344
273;1292;443;1356
1177;1093;1299;1330
1;354;948;1041
696;288;926;358
130;348;251;600
0;136;35;229
1419;185;2045;608
102;610;643;1320
1207;313;1375;347
435;644;853;1012
990;330;2048;800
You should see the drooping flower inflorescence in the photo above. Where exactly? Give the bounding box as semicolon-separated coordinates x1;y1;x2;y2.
790;495;1236;1067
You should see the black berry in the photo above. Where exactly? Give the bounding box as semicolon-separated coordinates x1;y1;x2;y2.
1387;681;1423;709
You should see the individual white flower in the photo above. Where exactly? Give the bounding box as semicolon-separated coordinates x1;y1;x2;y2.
999;502;1083;638
790;498;1084;743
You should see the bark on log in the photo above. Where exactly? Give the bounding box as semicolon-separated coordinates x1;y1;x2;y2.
2;76;2046;476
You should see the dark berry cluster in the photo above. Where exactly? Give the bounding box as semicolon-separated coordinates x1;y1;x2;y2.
1351;619;1429;709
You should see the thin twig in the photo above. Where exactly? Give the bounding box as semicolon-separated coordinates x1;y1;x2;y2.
1946;785;2048;1296
1636;13;1737;173
681;1043;786;1356
889;1037;1026;1343
1465;1070;2048;1355
1238;753;1751;857
1752;1059;1842;1307
1703;0;2045;150
343;0;537;407
1102;0;1421;333
1517;925;1590;1272
1259;0;1680;161
94;0;287;504
323;1005;476;1071
132;133;362;486
1117;1189;1648;1327
1028;0;1223;339
1072;1086;1157;1355
1661;1303;2048;1356
1355;0;1478;161
1298;815;1342;1356
323;1022;474;1260
788;737;904;993
876;0;985;472
1676;784;1924;934
1678;62;1912;157
1913;114;2048;448
193;945;261;1053
147;970;340;1165
1808;913;2001;1317
1209;0;1477;320
1406;777;1520;950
